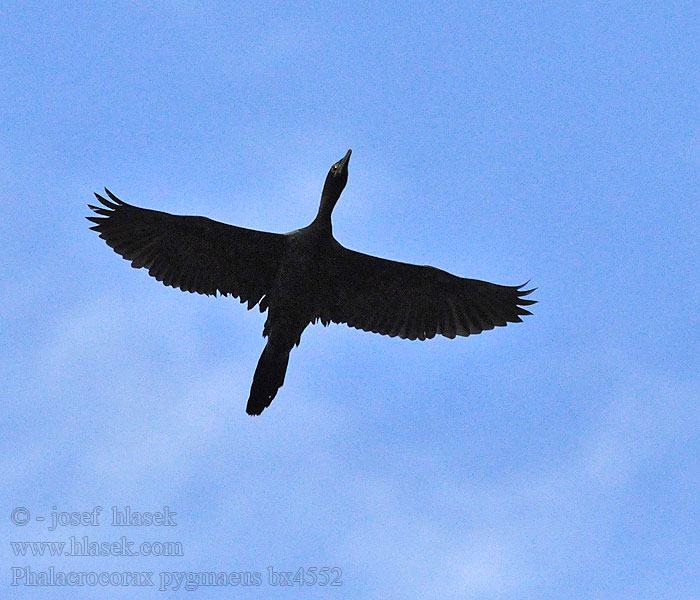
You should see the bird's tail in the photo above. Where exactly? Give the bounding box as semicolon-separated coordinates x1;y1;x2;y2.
246;343;290;416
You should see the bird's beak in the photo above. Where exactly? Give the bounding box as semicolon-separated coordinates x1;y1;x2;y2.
338;149;352;172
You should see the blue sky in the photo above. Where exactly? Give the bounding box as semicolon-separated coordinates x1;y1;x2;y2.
2;2;698;598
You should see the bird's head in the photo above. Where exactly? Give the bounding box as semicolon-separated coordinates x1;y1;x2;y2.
321;149;351;204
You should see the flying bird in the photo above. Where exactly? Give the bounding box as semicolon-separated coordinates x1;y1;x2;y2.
88;150;535;415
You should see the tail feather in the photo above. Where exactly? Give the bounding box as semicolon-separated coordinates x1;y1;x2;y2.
246;344;290;415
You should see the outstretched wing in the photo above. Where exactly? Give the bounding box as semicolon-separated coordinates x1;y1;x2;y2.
87;189;286;309
321;244;535;340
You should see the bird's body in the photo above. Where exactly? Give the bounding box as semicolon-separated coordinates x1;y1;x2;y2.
88;150;535;415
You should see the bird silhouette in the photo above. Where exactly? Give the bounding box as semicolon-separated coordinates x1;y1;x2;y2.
88;149;535;415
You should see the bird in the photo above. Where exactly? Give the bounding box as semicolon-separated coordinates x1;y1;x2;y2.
87;149;535;415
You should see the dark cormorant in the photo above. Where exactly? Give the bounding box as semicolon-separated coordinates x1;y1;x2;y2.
88;150;535;415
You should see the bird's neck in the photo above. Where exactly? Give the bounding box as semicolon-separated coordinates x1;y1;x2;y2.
313;194;337;230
